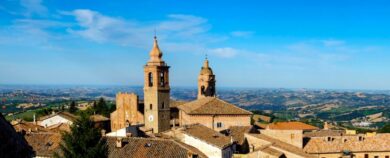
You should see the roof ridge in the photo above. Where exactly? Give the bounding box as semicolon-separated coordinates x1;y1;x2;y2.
215;98;253;114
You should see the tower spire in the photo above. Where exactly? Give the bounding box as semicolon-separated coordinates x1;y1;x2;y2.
149;35;163;63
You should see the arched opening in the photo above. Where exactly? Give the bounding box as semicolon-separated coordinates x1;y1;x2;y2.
148;72;153;87
162;102;165;109
160;72;165;87
201;86;205;95
150;104;152;110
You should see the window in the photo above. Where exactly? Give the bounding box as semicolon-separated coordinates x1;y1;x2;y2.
374;156;379;158
150;104;152;110
385;156;389;158
161;102;165;109
160;72;164;86
217;122;223;128
201;86;205;95
364;154;369;158
148;72;153;87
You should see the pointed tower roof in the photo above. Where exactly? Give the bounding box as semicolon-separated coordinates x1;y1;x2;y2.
200;57;213;75
149;36;163;62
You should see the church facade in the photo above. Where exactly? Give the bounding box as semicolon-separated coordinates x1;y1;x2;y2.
110;36;252;134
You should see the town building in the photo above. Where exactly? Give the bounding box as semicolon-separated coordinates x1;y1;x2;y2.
38;112;77;128
107;137;207;158
110;36;252;134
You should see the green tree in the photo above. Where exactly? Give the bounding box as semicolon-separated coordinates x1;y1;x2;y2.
378;123;390;133
55;114;108;158
68;101;77;114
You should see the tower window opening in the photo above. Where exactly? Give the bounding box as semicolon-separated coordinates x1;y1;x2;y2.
150;104;152;110
201;86;205;95
160;72;165;87
148;72;153;87
162;102;165;109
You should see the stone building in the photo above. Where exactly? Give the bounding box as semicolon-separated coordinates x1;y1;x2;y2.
110;93;144;131
303;133;390;158
143;36;171;133
110;36;252;134
198;58;216;99
177;97;252;131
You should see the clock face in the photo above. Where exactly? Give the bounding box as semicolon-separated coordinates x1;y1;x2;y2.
148;115;154;122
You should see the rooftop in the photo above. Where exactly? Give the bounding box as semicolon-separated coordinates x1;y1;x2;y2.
24;132;61;157
266;121;319;130
303;133;390;153
246;133;315;158
107;137;206;158
181;124;234;149
178;97;252;115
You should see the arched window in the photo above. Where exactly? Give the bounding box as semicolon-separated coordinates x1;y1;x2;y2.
162;102;165;109
160;72;165;86
148;72;153;87
150;104;152;110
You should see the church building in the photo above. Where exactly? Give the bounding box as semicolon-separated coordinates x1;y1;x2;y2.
110;36;252;134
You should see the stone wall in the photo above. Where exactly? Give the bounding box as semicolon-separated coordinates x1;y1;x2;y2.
313;152;390;158
110;93;144;131
179;111;251;131
260;129;303;148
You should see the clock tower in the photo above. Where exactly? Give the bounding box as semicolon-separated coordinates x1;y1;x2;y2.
143;36;171;133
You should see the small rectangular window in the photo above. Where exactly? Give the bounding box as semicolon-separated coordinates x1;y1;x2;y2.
374;156;378;158
217;122;223;128
365;154;369;158
385;156;389;158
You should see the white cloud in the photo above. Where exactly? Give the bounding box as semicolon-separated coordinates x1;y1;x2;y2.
64;9;218;50
20;0;48;17
208;47;239;58
322;39;345;47
230;31;254;37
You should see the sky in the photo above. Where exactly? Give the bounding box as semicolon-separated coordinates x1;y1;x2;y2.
1;0;390;90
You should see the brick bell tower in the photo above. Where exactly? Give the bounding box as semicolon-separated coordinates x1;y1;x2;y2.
198;57;216;99
143;36;170;133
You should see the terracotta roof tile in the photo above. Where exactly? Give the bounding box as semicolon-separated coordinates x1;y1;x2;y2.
169;100;188;108
90;114;109;122
267;122;319;130
247;133;315;158
225;126;259;145
107;137;207;158
303;134;390;153
24;132;61;157
181;124;234;149
178;97;252;115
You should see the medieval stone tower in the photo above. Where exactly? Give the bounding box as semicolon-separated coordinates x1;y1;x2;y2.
198;57;216;99
143;36;171;133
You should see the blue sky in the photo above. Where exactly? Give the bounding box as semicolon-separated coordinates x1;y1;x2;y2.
1;0;390;89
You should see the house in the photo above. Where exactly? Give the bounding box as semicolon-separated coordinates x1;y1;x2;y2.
245;133;315;158
24;132;62;158
303;133;390;158
38;112;78;128
177;97;253;131
107;137;207;158
166;124;236;158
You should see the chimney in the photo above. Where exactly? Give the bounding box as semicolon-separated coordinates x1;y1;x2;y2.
116;138;123;148
33;114;36;125
101;129;106;137
324;122;329;130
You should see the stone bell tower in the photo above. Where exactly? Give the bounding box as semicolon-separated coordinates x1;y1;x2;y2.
198;57;216;99
143;36;170;133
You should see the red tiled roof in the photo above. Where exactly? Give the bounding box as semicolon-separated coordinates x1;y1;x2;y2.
107;137;207;158
178;97;252;115
266;122;319;130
